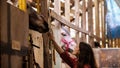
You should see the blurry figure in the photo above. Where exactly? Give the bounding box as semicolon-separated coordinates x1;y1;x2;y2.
94;42;101;48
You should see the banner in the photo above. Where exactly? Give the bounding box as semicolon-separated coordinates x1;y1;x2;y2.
105;0;120;38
